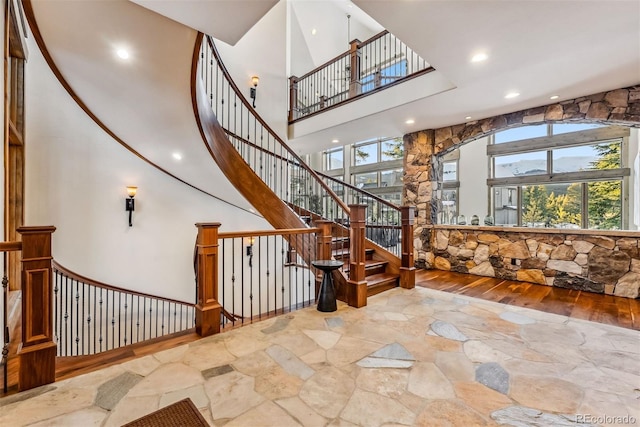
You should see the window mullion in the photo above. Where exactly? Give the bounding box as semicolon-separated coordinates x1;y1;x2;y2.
582;182;588;229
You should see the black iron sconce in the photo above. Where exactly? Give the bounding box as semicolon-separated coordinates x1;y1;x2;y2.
125;186;137;227
249;75;259;108
246;236;255;267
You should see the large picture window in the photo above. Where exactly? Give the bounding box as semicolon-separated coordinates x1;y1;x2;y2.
488;124;630;230
324;148;343;171
321;137;404;206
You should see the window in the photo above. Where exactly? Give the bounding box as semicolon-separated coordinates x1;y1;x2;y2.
552;123;603;135
494;124;547;144
381;138;404;161
488;124;630;229
354;172;378;189
353;142;379;166
381;169;402;187
320;136;404;211
361;60;408;93
588;180;622;229
494;186;518;226
442;161;458;182
438;154;460;224
324;148;344;171
552;141;621;173
441;189;458;224
494;151;547;178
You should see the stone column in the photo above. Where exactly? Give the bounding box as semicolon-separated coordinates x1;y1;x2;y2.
403;131;435;265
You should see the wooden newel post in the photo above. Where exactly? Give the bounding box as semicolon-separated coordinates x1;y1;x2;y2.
348;39;362;98
348;204;367;308
17;225;56;391
288;76;298;122
399;206;416;289
315;220;334;297
195;223;222;337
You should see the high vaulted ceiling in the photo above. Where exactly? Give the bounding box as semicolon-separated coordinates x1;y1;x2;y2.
29;0;640;179
133;0;639;152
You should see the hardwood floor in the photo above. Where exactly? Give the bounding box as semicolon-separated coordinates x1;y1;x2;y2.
416;269;640;331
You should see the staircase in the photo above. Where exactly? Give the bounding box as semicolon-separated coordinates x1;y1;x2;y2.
193;34;413;308
331;236;399;297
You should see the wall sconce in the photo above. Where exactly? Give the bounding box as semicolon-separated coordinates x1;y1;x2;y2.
246;236;255;266
249;76;259;108
125;186;137;227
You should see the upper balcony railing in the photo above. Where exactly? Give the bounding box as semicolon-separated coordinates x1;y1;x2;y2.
288;30;433;123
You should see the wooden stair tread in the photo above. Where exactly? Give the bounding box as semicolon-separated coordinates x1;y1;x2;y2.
366;272;399;287
366;272;399;297
332;248;374;259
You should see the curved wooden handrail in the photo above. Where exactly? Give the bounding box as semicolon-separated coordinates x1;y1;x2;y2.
295;51;351;82
289;66;435;124
22;1;256;216
315;171;401;211
293;30;392;83
192;37;308;232
0;241;22;252
219;228;320;239
224;129;296;167
52;260;194;307
204;36;351;216
359;29;390;47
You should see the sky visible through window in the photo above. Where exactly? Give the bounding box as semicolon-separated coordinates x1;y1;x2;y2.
495;123;604;158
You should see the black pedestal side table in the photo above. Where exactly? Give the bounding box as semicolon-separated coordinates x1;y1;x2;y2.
312;260;343;312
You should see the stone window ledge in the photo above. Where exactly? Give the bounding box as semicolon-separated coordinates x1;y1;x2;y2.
429;224;640;238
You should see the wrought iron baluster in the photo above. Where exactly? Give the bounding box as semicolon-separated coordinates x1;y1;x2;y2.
99;287;103;352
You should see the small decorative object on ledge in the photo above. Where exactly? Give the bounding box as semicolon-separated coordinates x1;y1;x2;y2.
457;215;466;225
484;215;495;226
471;215;479;225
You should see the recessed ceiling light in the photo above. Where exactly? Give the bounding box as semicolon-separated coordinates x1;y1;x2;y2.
172;152;182;160
405;119;415;124
504;92;520;99
471;52;488;63
550;95;559;100
331;139;339;143
116;48;130;60
249;208;256;214
465;116;472;120
311;28;317;35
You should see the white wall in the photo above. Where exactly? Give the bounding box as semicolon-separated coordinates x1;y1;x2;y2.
214;1;289;140
25;33;270;303
458;136;489;220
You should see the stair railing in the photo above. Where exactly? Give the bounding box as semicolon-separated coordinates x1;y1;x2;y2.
52;261;195;357
316;171;402;258
194;222;331;335
289;30;433;122
199;36;350;234
1;242;22;394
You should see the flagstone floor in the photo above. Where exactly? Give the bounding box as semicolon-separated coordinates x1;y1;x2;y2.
1;286;638;427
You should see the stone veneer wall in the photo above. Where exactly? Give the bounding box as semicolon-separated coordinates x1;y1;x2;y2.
418;226;640;299
403;86;640;288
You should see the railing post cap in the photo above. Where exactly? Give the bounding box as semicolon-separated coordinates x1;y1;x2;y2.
17;225;57;234
195;222;222;229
